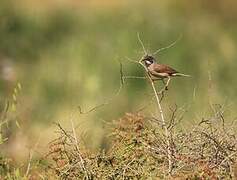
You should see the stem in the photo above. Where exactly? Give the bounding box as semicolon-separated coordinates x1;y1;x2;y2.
70;114;89;179
150;79;173;175
139;61;173;175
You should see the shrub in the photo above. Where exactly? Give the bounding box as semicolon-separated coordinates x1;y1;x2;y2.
47;112;237;179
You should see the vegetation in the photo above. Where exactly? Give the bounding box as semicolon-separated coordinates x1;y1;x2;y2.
1;0;237;179
2;110;236;179
47;113;237;179
0;81;237;178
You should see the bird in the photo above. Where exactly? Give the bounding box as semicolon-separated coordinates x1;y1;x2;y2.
141;55;190;90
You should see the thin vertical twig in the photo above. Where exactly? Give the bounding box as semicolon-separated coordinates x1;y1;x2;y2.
138;59;173;175
137;32;148;55
135;33;173;175
25;133;42;177
70;113;89;179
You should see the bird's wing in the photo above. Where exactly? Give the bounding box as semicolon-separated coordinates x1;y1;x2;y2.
153;64;179;75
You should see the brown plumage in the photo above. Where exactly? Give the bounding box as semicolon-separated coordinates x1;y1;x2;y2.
141;55;190;90
148;63;178;78
142;55;190;80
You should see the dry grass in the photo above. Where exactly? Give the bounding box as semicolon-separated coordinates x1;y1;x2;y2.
47;111;237;179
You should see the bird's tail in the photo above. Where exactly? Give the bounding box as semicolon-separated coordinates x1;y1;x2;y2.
173;73;191;77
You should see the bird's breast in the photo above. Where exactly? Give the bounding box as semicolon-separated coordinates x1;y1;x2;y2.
148;66;169;78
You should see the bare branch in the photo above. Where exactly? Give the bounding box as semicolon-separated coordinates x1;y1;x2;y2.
119;60;125;85
137;32;148;55
70;114;89;179
153;34;182;55
123;76;146;80
136;58;173;175
25;133;42;177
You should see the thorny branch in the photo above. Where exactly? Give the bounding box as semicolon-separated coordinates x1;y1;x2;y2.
48;110;237;179
70;114;89;179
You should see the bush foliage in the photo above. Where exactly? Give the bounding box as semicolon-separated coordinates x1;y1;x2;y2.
47;112;237;179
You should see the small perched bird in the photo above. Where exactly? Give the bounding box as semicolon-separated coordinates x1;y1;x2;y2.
141;55;190;89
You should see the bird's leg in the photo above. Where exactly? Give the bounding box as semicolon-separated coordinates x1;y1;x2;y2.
165;76;171;90
158;79;167;93
162;79;169;90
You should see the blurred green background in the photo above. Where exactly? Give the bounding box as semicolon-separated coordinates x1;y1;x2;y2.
0;0;237;161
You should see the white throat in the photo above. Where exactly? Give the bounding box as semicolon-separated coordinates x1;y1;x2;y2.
145;60;152;65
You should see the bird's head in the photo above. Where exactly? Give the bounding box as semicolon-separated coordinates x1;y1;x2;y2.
141;55;156;67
